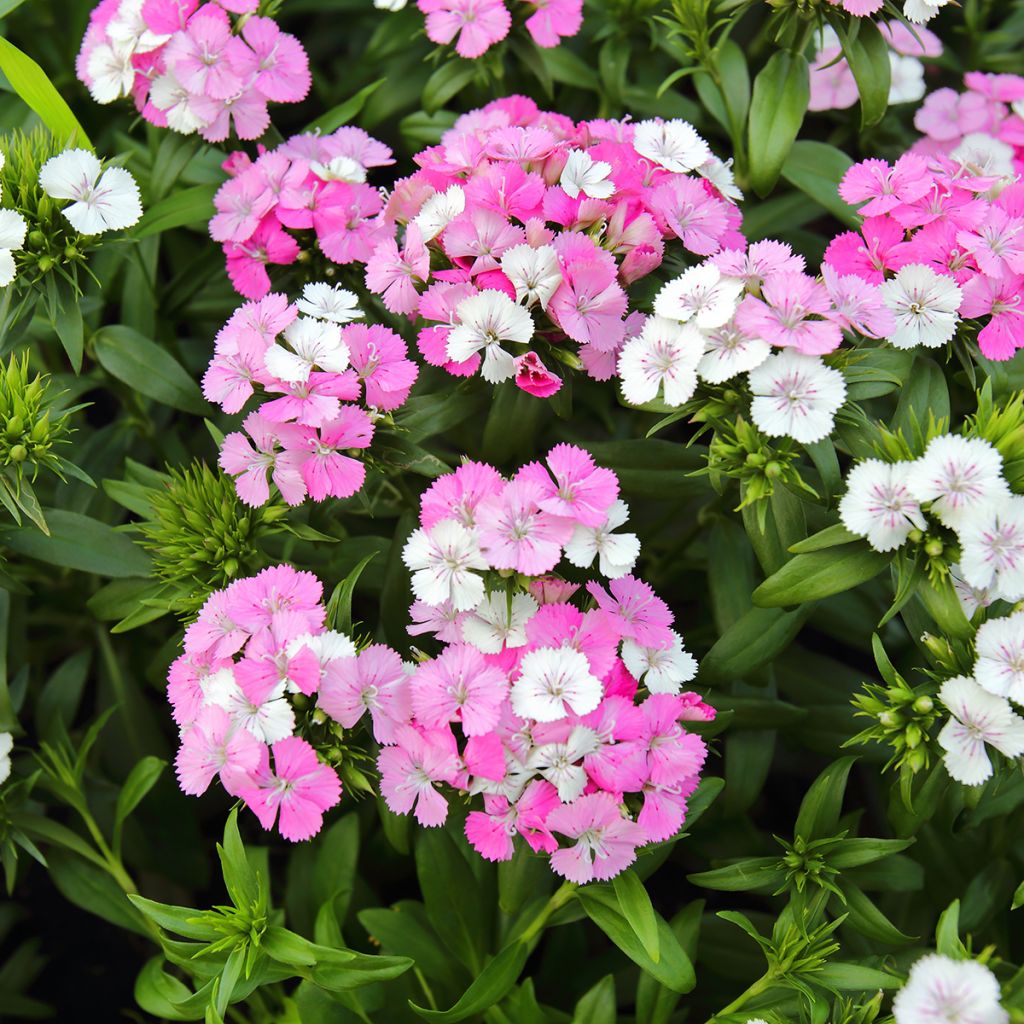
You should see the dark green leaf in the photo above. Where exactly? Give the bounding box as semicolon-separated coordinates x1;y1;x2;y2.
747;51;809;196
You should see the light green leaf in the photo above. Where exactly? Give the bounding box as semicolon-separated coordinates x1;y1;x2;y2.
747;51;809;196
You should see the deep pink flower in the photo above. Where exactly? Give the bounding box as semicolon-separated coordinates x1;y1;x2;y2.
823;215;906;284
224;217;301;299
650;176;730;255
514;352;562;397
839;155;933;217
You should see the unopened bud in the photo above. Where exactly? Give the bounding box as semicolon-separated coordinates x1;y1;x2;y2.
913;695;934;714
765;461;783;478
925;539;944;558
905;722;923;748
7;444;26;463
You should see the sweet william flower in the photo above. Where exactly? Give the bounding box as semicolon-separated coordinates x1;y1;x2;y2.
840;459;928;552
461;592;537;653
318;644;411;743
547;791;646;883
622;631;698;695
500;244;562;309
402;519;488;610
175;705;262;796
39;148;142;235
0;209;27;287
0;731;11;786
905;435;1008;531
938;675;1024;785
378;724;453;826
734;272;843;356
958;496;1024;601
511;645;603;722
881;264;963;349
236;736;342;842
296;282;363;324
564;499;641;578
654;263;744;330
559;149;615;200
632;119;710;174
697;320;771;384
475;479;574;576
412;644;508;735
264;317;349;383
748;350;847;445
447;290;534;384
414;184;466;243
514;352;562;397
618;316;702;408
973;611;1024;705
418;0;511;59
893;953;1007;1024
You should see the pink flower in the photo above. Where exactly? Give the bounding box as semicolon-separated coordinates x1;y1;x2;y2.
525;603;621;680
378;725;455;826
442;209;526;274
514;352;562;397
586;575;674;650
960;273;1024;360
465;779;560;860
175;705;262;796
295;408;374;502
220;412;307;507
412;644;508;735
638;694;708;786
547;791;646;883
260;370;360;427
822;265;895;339
164;11;245;100
809;48;858;112
476;479;575;575
343;324;419;410
914;88;991;141
523;0;582;47
224;218;300;299
237;736;342;842
734;272;843;355
225;565;324;637
713;240;805;290
241;17;310;103
418;0;511;58
420;459;506;529
516;443;619;527
319;645;411;743
234;616;322;697
365;227;430;315
650;176;730;255
210;168;275;243
823;215;906;284
839;155;933;217
547;237;627;349
956;207;1024;279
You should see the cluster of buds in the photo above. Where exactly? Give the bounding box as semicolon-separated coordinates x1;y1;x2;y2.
137;461;288;615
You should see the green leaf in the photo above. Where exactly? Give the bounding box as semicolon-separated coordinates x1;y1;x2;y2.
422;61;477;115
52;285;84;373
93;325;208;415
306;79;386;133
788;523;860;553
935;900;963;955
699;604;813;683
688;858;786;893
132;184;218;239
325;552;377;635
814;963;901;990
218;809;260;911
409;941;529;1022
829;837;913;869
840;882;916;945
612;870;660;963
746;51;809;196
0;509;151;577
795;757;856;840
752;544;890;607
537;46;600;91
577;887;694;994
0;37;91;146
838;18;891;128
780;141;858;228
48;852;148;936
571;975;616;1024
1013;882;1024;910
114;756;165;843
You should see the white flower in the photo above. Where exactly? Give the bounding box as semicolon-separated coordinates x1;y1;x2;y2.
881;265;962;350
39;149;142;235
654;263;744;330
893;953;1006;1024
622;631;698;695
618;316;702;408
952;132;1016;185
748;350;846;445
414;185;465;242
697;321;771;384
461;592;538;654
973;611;1024;705
0;209;28;288
447;290;534;384
287;630;358;684
698;156;743;201
148;72;206;135
951;563;993;620
204;668;295;744
839;459;928;552
85;41;136;104
374;0;408;10
402;519;488;611
632;119;710;174
564;499;641;578
311;155;367;184
905;435;1008;532
0;732;11;786
559;149;615;200
264;317;349;383
511;646;603;722
107;0;171;55
296;282;363;324
957;495;1024;600
902;0;953;24
938;675;1024;785
529;726;600;802
500;244;562;310
888;53;926;105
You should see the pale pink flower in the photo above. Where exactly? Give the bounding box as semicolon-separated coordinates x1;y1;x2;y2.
475;479;574;575
418;0;511;58
319;645;411;743
378;725;455;826
734;273;843;355
175;705;262;796
547;791;646;883
412;644;508;735
586;575;674;649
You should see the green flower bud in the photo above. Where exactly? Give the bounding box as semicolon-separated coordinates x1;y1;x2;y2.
7;444;27;463
765;461;783;478
912;695;934;714
925;539;944;558
905;722;923;748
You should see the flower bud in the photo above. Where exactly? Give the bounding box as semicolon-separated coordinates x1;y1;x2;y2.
912;695;934;714
7;444;27;463
925;539;944;558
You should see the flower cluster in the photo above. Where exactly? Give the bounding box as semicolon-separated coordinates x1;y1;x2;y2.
827;0;952;23
822;72;1024;362
376;0;582;58
365;97;743;397
209;127;395;298
203;283;418;507
169;565;361;842
77;0;310;142
0;138;141;290
373;445;713;882
810;22;942;113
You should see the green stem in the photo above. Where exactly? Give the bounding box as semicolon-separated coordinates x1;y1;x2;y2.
706;971;776;1023
519;881;576;945
414;967;438;1011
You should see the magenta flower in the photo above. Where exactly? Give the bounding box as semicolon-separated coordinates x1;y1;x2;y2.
420;459;506;530
476;479;575;575
650;176;730;255
237;737;342;842
513;352;562;397
839;155;933;217
224;218;300;300
224;565;324;637
823;215;906;284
